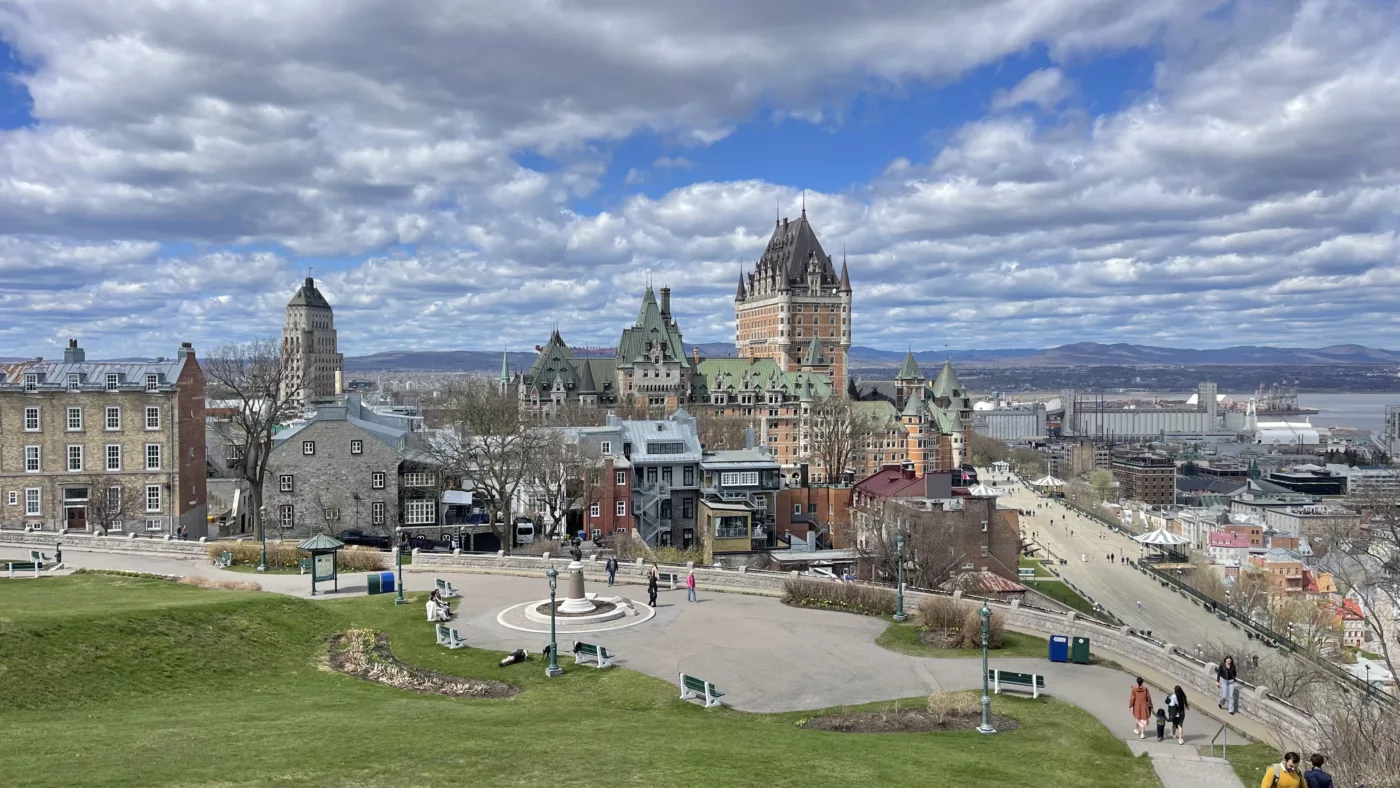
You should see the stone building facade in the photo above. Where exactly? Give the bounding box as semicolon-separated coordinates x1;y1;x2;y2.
281;277;343;407
0;340;207;536
263;395;438;538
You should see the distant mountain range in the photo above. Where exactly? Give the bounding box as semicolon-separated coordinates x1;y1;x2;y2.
335;342;1400;373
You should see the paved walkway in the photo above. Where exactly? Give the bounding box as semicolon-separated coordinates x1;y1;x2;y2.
6;545;1252;786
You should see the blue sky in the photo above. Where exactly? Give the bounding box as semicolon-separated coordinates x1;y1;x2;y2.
0;0;1397;359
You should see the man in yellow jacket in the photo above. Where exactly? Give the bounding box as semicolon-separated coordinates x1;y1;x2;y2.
1259;751;1303;788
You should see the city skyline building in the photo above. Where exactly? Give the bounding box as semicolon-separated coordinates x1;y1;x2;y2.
281;277;344;407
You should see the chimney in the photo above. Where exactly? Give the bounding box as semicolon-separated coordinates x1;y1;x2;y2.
63;339;85;363
176;342;194;364
660;287;671;321
334;369;343;394
745;425;755;450
692;346;700;366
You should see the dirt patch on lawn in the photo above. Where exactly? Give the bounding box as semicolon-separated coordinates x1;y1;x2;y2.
802;709;1020;734
326;630;518;699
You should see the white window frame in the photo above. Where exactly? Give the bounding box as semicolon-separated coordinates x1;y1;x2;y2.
371;501;386;526
145;485;162;513
6;491;15;506
145;406;160;430
720;471;759;487
145;518;165;532
615;470;626;485
302;440;315;456
590;502;601;518
24;406;40;431
279;505;295;529
23;372;38;392
615;500;626;517
279;474;294;493
67;407;83;431
350;439;363;455
105;373;119;391
106;486;122;516
601;441;612;455
24;445;41;473
106;444;123;471
67;373;80;392
25;488;41;516
372;472;386;490
105;406;121;431
404;500;436;525
404;472;436;487
145;443;161;471
145;374;159;392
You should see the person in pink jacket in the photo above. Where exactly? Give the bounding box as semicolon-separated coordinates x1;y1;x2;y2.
686;570;697;602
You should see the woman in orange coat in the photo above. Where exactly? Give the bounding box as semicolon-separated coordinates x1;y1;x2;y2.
1128;677;1154;739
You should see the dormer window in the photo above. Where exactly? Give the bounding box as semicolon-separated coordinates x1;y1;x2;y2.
145;374;159;392
68;373;80;392
23;373;37;392
106;373;119;391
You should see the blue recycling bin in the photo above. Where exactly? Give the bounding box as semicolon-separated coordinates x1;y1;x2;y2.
367;571;396;595
1049;634;1070;663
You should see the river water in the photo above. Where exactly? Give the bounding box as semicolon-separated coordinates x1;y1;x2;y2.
1295;392;1399;433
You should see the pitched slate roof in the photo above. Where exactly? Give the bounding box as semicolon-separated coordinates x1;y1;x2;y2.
755;212;838;287
288;277;332;309
896;351;922;381
615;286;688;370
801;336;828;367
931;359;963;398
694;358;834;399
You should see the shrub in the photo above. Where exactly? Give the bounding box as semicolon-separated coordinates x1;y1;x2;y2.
782;577;896;617
207;541;386;572
916;596;1005;649
917;596;966;631
177;576;261;592
926;690;979;724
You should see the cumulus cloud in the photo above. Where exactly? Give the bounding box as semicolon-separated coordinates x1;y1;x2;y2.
0;0;1398;357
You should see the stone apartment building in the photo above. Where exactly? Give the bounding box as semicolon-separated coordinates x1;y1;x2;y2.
263;394;438;538
0;340;207;536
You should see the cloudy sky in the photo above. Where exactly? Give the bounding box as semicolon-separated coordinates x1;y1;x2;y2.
1;0;1398;359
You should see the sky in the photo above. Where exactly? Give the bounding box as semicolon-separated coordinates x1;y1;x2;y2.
0;0;1398;359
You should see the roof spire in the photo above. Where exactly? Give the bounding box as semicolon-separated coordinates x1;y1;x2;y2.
735;268;747;301
801;189;806;217
499;349;509;384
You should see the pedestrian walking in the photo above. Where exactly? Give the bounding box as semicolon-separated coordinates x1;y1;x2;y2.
685;569;697;602
1260;752;1304;788
1302;754;1333;788
1216;656;1238;714
1136;600;1143;611
1166;686;1188;745
1129;677;1154;739
646;571;658;607
605;555;618;586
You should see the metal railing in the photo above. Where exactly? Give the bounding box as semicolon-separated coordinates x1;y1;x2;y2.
1209;723;1230;760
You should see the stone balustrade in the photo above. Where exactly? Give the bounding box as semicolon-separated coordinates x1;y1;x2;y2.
0;528;209;558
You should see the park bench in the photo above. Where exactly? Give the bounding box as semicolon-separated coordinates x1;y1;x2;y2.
435;578;461;598
30;550;53;565
7;561;42;579
572;641;614;669
679;673;724;708
435;624;467;649
987;669;1045;699
298;558;313;575
214;551;232;568
657;572;679;589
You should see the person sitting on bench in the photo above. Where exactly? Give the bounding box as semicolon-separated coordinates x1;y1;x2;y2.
427;589;453;622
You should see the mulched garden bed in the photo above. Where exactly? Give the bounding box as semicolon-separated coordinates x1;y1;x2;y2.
326;630;518;699
802;709;1020;734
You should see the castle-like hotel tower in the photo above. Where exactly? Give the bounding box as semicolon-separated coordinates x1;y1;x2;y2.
281;277;343;406
735;209;852;393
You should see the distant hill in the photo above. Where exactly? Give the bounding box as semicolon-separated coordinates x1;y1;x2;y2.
340;342;1400;373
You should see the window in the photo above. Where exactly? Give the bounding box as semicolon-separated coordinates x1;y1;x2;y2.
404;472;436;487
616;500;626;517
67;407;83;431
682;497;694;519
279;505;295;529
660;500;671;518
720;471;759;487
980;546;989;558
279;474;294;493
24;446;40;472
23;372;38;391
145;374;159;392
405;500;436;525
106;486;122;514
68;373;80;392
601;441;611;455
24;407;39;431
683;466;694;486
322;508;341;522
106;444;121;471
145;444;161;470
145;518;165;532
6;491;15;506
591;528;602;541
615;470;625;486
302;441;315;455
371;501;385;525
350;439;363;455
589;502;600;518
145;407;160;430
646;467;657;484
794;503;802;514
63;486;88;503
372;472;386;490
647;441;685;454
145;485;162;512
662;466;673;484
106;406;121;430
25;488;41;515
106;373;119;391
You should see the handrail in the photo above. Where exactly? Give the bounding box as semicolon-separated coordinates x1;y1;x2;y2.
1209;722;1229;760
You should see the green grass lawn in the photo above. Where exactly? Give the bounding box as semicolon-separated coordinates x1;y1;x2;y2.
1222;742;1285;786
1018;556;1053;578
0;575;1162;787
877;621;1051;659
1023;579;1115;623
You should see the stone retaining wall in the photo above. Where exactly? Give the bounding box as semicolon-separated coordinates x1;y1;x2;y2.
411;551;790;595
0;528;208;559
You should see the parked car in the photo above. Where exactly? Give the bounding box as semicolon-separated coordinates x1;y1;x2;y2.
336;529;392;550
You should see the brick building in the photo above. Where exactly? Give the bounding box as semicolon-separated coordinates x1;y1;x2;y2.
777;484;853;549
1112;452;1177;507
0;340;207;536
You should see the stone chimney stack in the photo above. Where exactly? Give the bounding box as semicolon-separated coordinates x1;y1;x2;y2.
63;339;85;363
660;286;671;322
176;341;194;364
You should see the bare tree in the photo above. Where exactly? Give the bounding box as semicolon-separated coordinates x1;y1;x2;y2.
78;479;133;534
808;397;881;484
529;433;601;540
691;408;750;451
854;498;963;589
1312;688;1400;788
308;491;344;535
968;433;1010;467
430;379;555;554
1009;447;1046;477
203;339;307;545
1313;485;1400;682
1089;469;1116;503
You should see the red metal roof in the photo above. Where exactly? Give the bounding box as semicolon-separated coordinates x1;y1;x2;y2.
853;466;923;499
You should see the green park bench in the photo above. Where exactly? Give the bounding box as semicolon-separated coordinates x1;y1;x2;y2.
434;624;467;650
435;578;461;598
298;558;313;575
657;572;679;589
679;673;724;708
572;641;614;669
214;551;232;568
30;550;53;566
7;561;42;579
987;669;1045;699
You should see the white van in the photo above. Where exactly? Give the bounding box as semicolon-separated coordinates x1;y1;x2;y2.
515;520;535;546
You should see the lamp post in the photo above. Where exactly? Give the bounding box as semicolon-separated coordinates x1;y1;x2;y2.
977;600;997;734
893;534;906;622
394;528;406;605
545;565;563;677
256;505;268;573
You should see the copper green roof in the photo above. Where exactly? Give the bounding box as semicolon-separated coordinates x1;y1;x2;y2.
854;400;898;423
694;358;833;399
931;359;962;397
801;336;827;367
297;534;345;551
895;351;922;381
499;351;509;383
616;287;688;369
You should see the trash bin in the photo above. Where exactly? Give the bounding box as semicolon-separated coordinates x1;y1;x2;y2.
367;571;396;595
1071;636;1091;664
1049;634;1070;663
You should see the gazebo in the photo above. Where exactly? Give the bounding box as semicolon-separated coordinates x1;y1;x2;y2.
967;483;1002;497
1030;475;1066;496
991;460;1011;475
1133;527;1190;563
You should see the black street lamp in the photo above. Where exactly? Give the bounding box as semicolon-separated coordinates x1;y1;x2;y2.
545;565;563;678
893;534;906;622
394;528;406;605
256;505;268;573
977;600;997;734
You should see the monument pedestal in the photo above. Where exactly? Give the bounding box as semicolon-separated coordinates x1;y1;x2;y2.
558;561;597;614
